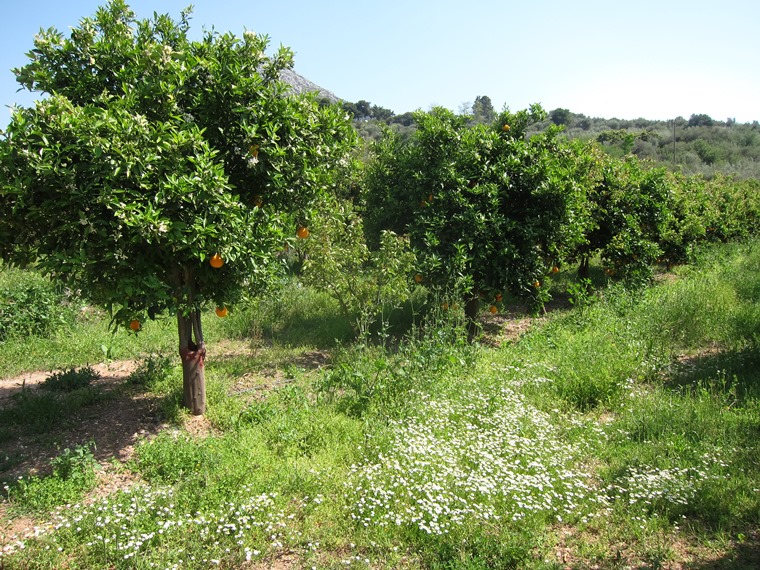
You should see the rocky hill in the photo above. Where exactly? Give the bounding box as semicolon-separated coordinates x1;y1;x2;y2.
279;68;341;103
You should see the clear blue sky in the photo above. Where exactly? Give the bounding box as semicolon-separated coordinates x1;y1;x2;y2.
2;0;758;126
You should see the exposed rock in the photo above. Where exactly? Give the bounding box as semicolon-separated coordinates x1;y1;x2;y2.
279;68;341;103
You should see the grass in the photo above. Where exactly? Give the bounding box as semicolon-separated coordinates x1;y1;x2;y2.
1;242;760;568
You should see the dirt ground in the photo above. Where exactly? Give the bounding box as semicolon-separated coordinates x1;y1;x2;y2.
0;360;167;476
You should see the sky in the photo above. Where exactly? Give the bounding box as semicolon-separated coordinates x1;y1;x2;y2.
1;0;759;127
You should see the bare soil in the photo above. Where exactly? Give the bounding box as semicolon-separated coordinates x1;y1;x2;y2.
0;360;167;478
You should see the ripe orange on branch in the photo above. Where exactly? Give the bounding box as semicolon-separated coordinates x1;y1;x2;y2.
215;306;228;318
489;305;498;314
297;226;310;239
210;253;224;268
129;319;141;331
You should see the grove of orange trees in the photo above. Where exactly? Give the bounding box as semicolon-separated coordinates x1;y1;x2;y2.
2;1;759;414
363;104;760;333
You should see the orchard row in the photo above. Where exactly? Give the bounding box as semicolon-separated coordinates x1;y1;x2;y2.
361;105;760;312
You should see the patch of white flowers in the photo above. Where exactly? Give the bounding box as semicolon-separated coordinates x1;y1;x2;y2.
345;379;605;535
606;452;726;512
0;484;317;566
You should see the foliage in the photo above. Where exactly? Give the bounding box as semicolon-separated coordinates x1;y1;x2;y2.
470;95;496;124
223;281;355;347
575;154;674;284
0;0;357;329
549;107;573;126
317;307;474;418
538;109;760;179
342;95;760;179
299;198;416;335
3;442;99;513
364;105;594;313
126;354;173;387
0;384;112;434
0;266;76;340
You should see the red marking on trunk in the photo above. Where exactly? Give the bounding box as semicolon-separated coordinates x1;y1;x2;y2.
180;342;206;367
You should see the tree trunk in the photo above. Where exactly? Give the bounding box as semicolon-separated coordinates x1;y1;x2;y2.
465;295;481;343
578;256;590;279
178;309;206;415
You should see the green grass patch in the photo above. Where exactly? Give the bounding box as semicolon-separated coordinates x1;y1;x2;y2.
0;384;114;435
2;241;760;568
3;442;99;514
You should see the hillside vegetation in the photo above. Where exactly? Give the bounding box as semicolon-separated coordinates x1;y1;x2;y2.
345;98;760;180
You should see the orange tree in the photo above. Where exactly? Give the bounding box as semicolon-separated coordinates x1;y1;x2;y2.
0;1;356;414
364;105;593;335
573;154;675;284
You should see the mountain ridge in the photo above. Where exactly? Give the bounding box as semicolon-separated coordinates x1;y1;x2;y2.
280;68;340;104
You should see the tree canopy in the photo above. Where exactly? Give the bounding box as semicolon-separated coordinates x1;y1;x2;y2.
0;0;357;413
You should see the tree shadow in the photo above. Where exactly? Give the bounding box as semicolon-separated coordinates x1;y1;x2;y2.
685;531;760;569
0;376;173;481
669;344;760;400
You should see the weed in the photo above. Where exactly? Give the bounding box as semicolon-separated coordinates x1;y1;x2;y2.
0;267;78;341
3;442;99;513
127;354;173;388
41;366;100;392
0;386;111;434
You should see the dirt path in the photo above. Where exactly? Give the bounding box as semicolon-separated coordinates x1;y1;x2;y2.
0;360;139;402
0;360;167;477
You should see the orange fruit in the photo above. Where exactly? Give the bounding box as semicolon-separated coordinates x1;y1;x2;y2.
551;266;559;274
414;274;423;283
297;226;310;239
215;306;228;318
489;305;498;314
129;319;141;332
210;253;224;268
502;124;510;132
533;280;541;288
495;293;503;302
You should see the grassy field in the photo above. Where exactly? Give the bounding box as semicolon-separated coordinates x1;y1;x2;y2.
1;241;759;569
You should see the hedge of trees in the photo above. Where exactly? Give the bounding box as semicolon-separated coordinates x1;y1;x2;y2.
361;104;760;329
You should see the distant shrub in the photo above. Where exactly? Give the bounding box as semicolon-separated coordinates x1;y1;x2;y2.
0;267;76;340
